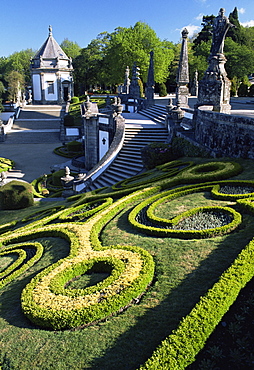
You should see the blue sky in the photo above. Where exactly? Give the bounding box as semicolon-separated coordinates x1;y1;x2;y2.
1;0;254;57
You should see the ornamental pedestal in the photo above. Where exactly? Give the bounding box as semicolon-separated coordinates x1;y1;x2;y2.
197;53;231;114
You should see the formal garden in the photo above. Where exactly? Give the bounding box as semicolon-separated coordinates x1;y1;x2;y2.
0;154;254;369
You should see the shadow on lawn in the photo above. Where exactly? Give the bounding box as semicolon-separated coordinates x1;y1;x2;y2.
90;210;254;370
0;211;253;369
0;236;70;330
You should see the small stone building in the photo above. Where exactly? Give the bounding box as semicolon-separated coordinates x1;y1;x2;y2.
30;26;74;104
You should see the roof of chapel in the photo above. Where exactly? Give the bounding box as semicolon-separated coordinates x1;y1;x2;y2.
32;26;69;60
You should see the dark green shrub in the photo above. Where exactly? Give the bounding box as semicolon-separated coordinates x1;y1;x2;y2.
51;169;66;187
248;84;254;97
141;142;175;169
0;180;34;209
63;114;75;127
71;96;79;104
66;140;82;153
171;137;210;158
238;82;249;97
159;82;167;97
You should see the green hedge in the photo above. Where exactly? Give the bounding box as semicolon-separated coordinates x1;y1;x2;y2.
139;237;254;369
0;157;14;172
112;160;193;190
129;184;242;239
0;242;43;289
20;187;159;329
58;198;113;221
211;180;254;200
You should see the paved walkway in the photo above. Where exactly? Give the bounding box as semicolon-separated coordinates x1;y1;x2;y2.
0;105;72;183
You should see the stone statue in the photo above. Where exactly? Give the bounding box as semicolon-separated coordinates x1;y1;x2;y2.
196;8;233;113
210;8;234;56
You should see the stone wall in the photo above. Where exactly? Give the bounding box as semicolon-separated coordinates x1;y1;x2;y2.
194;108;254;158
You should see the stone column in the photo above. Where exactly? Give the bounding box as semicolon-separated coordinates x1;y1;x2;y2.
145;51;155;107
40;73;45;103
83;99;100;170
129;62;141;99
175;28;189;109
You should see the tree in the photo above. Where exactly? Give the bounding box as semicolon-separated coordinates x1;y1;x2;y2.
193;15;215;49
241;26;254;50
102;22;174;85
189;40;211;82
60;39;81;59
227;7;243;44
73;35;109;93
0;81;5;111
224;38;254;80
5;71;24;102
0;49;34;97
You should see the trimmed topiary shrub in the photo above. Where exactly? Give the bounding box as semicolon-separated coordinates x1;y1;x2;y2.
248;84;254;97
158;82;167;97
71;96;79;104
51;169;66;187
238;82;249;97
66;140;82;153
0;180;34;210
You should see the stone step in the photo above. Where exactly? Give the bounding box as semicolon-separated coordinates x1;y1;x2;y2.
117;153;143;163
13;121;60;131
112;160;143;171
107;166;138;178
138;104;168;124
5;130;61;144
86;109;169;191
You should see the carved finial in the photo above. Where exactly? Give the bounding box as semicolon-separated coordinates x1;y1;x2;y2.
49;25;53;36
182;28;189;38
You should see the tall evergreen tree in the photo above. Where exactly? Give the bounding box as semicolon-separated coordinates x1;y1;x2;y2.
192;15;215;50
227;7;243;44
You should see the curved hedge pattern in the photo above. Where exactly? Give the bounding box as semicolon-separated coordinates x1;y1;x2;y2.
0;158;253;368
0;242;43;289
11;188;157;329
129;184;242;239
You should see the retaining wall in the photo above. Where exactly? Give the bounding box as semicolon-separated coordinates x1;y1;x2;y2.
194;108;254;158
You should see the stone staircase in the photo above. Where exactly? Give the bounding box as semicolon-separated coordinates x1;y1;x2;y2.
138;104;168;124
5;105;62;144
87;124;169;191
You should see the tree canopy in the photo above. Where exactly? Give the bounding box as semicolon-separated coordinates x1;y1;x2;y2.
74;22;175;92
60;39;81;59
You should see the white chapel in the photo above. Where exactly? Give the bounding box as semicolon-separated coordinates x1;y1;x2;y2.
30;26;74;104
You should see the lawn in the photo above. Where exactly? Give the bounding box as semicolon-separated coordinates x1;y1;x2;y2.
0;157;253;369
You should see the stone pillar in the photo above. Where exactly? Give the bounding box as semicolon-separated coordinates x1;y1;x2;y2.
40;73;45;103
145;51;155;106
129;62;141;99
197;53;231;113
83;98;99;170
175;28;189;109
